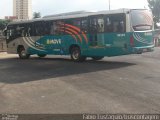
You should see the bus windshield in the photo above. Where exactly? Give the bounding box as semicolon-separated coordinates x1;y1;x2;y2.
131;10;153;31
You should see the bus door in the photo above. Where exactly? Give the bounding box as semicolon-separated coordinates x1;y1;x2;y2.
89;15;105;47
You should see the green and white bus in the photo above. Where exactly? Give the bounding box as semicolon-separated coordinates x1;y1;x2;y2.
4;9;154;62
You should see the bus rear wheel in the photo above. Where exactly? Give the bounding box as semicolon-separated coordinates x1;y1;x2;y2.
71;47;86;62
18;47;30;59
92;56;104;61
37;54;47;58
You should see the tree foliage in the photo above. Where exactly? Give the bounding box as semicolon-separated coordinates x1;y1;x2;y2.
0;20;10;30
148;0;160;23
33;12;41;19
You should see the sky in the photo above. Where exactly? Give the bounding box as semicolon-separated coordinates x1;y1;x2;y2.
0;0;149;18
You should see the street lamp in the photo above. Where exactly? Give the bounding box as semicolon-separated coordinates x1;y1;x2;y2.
109;0;111;10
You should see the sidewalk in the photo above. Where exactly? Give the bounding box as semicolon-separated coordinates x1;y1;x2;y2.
0;52;17;59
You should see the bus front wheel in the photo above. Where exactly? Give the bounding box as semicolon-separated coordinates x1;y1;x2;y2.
92;56;104;61
71;47;86;62
18;47;30;59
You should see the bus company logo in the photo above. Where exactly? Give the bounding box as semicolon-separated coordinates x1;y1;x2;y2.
46;39;62;45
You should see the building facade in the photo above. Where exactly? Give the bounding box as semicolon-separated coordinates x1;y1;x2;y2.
0;30;6;52
5;16;18;21
13;0;32;20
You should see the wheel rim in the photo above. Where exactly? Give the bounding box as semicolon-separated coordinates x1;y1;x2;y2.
72;50;79;60
21;50;27;57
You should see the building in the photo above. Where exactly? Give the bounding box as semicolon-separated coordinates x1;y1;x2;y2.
5;16;18;21
0;16;4;19
13;0;32;20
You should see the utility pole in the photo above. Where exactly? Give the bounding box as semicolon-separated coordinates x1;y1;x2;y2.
109;0;111;10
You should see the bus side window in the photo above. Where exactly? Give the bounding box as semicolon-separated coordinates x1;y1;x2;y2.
97;18;104;33
118;21;125;33
28;23;35;36
27;26;32;36
23;24;32;37
105;17;113;32
10;26;15;38
6;26;16;41
6;29;11;40
50;21;64;35
44;21;51;35
81;19;88;33
34;22;44;36
73;18;88;33
73;19;81;29
113;21;119;32
90;18;97;33
105;14;125;33
50;21;54;35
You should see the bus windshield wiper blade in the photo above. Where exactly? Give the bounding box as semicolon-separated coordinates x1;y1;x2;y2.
133;24;152;27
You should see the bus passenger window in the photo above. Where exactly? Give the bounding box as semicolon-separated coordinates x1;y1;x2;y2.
6;26;17;41
44;22;51;35
90;18;97;33
105;17;113;32
118;21;125;32
105;14;126;33
73;19;81;28
34;22;44;36
24;27;29;37
81;19;88;33
50;21;64;35
27;27;31;36
97;18;104;32
15;26;22;37
113;21;119;32
50;22;55;35
113;21;125;33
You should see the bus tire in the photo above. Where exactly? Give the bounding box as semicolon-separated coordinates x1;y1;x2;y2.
18;47;30;59
70;47;86;62
37;54;47;58
92;56;104;61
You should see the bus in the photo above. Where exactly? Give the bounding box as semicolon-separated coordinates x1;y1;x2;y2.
4;9;154;62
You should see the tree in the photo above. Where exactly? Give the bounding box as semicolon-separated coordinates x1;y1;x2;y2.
33;12;41;19
0;20;10;30
148;0;160;24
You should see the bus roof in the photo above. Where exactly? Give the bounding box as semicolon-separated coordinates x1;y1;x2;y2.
8;8;148;25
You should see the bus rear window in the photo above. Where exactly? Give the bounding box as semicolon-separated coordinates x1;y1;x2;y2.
131;10;153;31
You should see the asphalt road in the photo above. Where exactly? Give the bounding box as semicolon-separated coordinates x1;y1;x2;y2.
0;48;160;114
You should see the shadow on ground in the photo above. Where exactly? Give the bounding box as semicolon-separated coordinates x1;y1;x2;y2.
0;57;136;84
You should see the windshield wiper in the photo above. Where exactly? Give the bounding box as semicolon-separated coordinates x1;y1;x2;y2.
133;24;152;27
